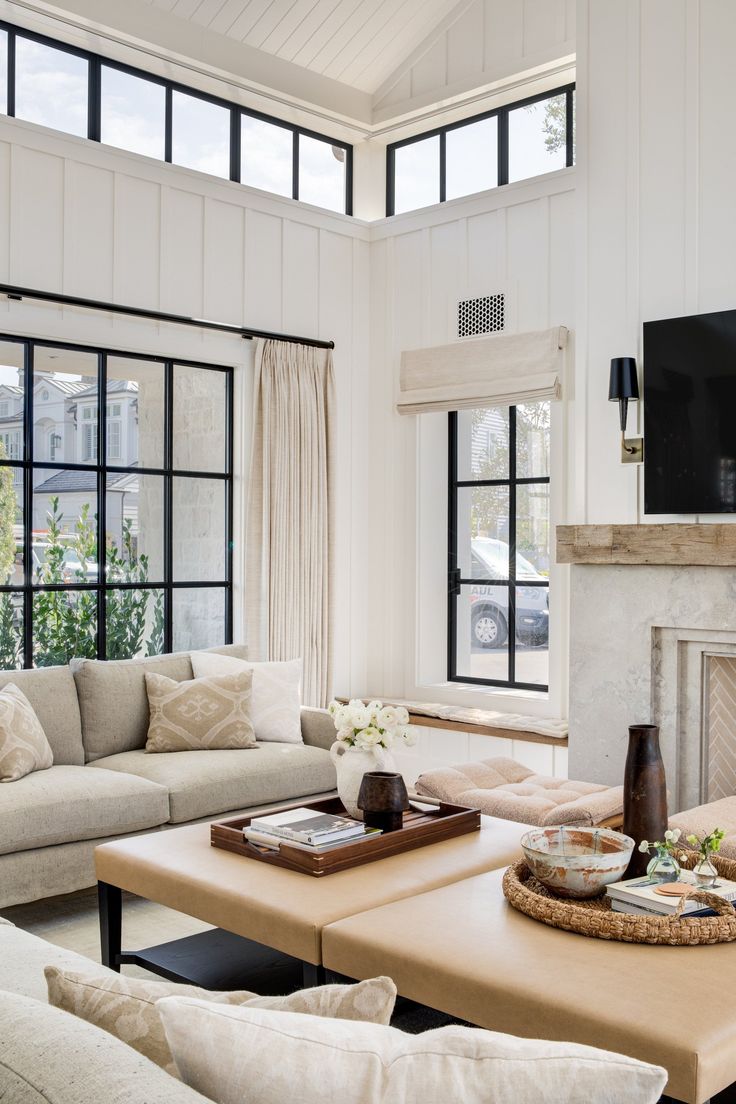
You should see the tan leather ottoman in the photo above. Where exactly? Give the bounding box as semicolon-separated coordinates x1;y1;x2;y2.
322;868;736;1104
95;816;528;967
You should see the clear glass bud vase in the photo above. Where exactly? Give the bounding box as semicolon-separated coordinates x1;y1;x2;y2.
646;845;680;883
693;853;718;888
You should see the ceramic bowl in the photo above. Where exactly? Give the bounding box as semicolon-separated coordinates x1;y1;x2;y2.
520;825;635;899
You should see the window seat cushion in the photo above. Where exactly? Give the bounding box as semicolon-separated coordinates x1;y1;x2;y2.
416;757;623;828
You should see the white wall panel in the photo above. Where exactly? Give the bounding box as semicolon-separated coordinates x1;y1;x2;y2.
113;175;161;309
283;221;319;337
63;163;114;300
243;209;283;332
203;198;245;324
10;148;64;289
0;142;11;282
160;188;204;318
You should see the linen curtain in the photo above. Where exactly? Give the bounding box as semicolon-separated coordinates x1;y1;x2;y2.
397;325;568;415
245;339;336;708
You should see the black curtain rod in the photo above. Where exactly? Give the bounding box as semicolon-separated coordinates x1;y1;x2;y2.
0;283;335;350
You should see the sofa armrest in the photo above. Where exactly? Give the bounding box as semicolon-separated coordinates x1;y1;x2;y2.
300;707;335;751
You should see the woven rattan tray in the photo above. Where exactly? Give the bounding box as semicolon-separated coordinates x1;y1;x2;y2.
503;850;736;945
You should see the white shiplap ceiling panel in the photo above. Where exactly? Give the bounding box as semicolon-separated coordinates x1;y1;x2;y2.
146;0;464;93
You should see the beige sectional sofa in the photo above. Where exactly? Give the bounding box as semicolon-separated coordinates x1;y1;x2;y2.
0;646;337;909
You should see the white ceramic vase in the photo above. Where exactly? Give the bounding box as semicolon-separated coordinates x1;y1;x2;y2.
330;742;395;820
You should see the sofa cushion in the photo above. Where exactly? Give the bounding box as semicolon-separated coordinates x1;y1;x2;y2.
89;743;336;823
46;965;396;1076
191;653;303;744
0;991;210;1104
0;666;84;765
72;644;250;762
0;916;110;1002
144;670;257;753
0;683;54;782
0;765;169;855
158;1001;668;1104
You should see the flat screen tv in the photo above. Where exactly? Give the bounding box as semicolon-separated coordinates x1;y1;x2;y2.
644;308;736;514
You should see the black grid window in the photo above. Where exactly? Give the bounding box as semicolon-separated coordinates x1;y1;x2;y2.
448;404;550;692
0;21;352;215
0;335;233;669
387;84;574;216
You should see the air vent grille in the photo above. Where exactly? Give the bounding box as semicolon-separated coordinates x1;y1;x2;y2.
457;293;505;338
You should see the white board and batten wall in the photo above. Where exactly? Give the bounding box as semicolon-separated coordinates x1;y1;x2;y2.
575;0;736;527
368;171;575;783
0;113;372;703
0;99;577;781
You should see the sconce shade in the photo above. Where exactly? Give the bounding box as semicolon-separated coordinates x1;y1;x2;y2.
609;358;639;402
609;357;639;435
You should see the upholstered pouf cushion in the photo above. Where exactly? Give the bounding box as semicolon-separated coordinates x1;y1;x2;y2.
669;796;736;860
416;757;624;828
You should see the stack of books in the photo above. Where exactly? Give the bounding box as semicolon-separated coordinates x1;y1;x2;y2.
606;872;736;917
243;807;382;854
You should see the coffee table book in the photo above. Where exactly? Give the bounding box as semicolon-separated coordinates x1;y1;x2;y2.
211;796;481;877
606;872;736;915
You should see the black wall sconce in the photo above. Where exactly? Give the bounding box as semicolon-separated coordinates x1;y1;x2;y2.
609;357;644;464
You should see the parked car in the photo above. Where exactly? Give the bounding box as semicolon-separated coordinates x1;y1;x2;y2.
31;542;98;584
469;538;548;649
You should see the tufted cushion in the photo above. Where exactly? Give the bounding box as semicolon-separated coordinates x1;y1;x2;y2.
669;796;736;861
416;757;623;828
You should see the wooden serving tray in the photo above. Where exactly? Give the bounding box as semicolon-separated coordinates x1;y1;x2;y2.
211;796;481;877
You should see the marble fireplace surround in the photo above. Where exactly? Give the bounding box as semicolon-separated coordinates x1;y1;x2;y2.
559;525;736;813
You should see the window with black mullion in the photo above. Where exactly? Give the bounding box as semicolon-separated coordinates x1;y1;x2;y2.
448;405;550;692
0;334;233;669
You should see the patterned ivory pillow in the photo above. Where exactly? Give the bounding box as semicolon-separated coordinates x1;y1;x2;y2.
144;669;257;753
0;682;53;782
45;967;397;1076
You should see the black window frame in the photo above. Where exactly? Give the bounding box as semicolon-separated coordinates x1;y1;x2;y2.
1;21;353;215
386;83;575;217
0;334;234;668
447;407;550;693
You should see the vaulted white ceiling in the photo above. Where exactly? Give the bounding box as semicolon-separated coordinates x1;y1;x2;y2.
143;0;464;94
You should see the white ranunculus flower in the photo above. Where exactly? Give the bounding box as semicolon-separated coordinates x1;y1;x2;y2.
665;828;681;843
336;727;353;743
377;706;399;729
356;726;382;748
328;700;340;717
399;725;417;747
349;705;371;730
395;706;410;726
333;705;350;730
367;700;383;713
638;840;650;853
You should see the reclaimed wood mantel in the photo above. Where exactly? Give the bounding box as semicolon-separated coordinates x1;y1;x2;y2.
556;524;736;566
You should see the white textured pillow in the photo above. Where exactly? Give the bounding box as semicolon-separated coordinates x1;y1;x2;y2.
158;1001;668;1104
0;683;53;782
191;653;302;744
46;967;396;1077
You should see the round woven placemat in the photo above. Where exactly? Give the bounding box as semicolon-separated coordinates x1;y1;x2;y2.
502;849;736;945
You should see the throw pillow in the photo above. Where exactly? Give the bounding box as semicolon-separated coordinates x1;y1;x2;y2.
144;670;257;753
191;652;302;744
0;683;53;783
157;1002;668;1104
45;967;396;1077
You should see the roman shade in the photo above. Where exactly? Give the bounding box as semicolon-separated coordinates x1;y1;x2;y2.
397;325;568;415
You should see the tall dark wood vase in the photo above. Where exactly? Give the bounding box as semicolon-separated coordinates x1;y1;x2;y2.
623;723;668;878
